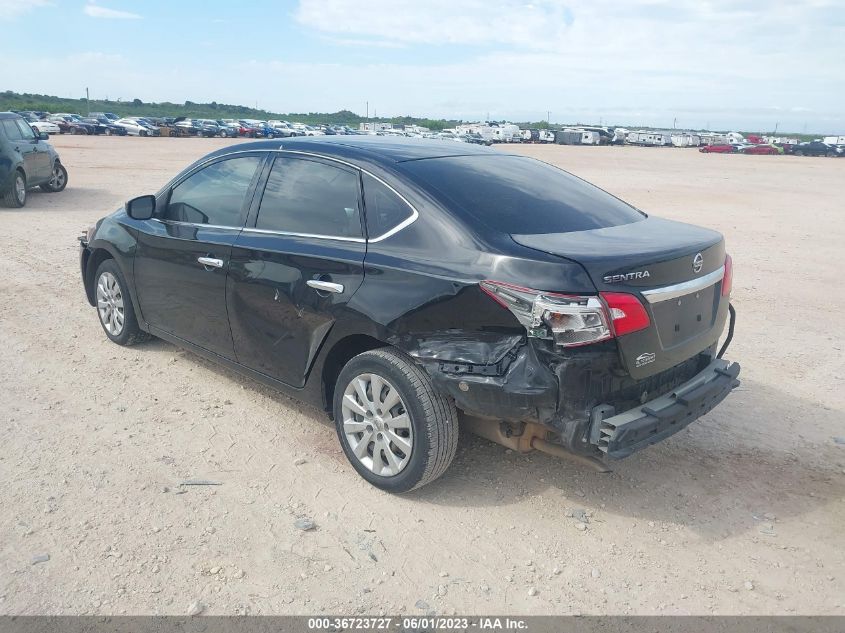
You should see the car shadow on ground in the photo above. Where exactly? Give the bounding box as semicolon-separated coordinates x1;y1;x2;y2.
8;186;117;213
138;338;843;543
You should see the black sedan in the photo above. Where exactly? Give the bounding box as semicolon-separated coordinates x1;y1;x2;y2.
82;117;128;136
78;137;739;491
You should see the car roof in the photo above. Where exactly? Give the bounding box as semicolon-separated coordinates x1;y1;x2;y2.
206;135;505;165
0;111;24;120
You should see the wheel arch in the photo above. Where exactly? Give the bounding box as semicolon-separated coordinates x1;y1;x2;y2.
321;333;390;417
83;247;115;306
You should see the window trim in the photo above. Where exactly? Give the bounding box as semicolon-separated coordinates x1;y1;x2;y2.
162;148;420;242
158;152;266;229
250;153;366;243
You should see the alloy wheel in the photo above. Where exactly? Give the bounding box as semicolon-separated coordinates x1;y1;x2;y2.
50;165;66;190
14;175;26;204
96;271;125;336
341;373;413;476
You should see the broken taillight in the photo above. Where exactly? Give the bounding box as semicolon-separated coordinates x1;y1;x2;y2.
480;281;651;348
722;254;733;297
599;292;651;337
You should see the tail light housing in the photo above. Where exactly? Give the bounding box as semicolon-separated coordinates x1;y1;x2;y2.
600;292;651;337
480;281;650;348
721;254;733;297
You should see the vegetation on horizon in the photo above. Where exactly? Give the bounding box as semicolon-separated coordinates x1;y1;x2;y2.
0;91;823;139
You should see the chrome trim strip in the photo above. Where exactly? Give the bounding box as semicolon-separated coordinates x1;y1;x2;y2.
241;227;365;243
641;266;725;304
153;218;242;231
174;147;420;243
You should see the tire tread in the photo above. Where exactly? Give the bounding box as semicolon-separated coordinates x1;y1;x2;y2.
357;348;459;491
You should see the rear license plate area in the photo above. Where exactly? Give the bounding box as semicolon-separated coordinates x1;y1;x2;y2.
652;284;719;348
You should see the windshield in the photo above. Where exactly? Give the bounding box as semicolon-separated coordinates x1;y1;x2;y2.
401;154;645;235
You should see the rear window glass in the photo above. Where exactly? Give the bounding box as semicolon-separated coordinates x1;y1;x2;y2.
400;155;644;235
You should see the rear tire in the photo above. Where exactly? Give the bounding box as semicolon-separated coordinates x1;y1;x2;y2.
40;162;68;193
93;259;151;346
333;348;459;492
3;170;26;208
794;150;803;156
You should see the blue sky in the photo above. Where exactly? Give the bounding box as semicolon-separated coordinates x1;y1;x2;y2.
1;0;843;132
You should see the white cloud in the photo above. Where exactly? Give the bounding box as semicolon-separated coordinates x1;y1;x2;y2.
83;2;141;19
296;0;575;50
0;0;52;20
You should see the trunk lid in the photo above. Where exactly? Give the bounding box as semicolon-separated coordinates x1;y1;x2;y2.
512;217;730;379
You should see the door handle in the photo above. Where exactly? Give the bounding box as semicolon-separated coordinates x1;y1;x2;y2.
197;256;224;269
307;279;344;294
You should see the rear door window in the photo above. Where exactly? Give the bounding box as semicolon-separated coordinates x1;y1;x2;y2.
1;119;23;141
401;155;644;235
164;155;262;226
255;156;363;239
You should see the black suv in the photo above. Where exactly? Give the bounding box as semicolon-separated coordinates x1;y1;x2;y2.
793;141;842;157
79;137;739;491
1;112;68;208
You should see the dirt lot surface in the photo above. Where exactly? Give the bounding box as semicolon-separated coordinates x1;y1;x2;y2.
1;136;843;616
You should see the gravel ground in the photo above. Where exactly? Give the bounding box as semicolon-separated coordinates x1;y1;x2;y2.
0;136;843;616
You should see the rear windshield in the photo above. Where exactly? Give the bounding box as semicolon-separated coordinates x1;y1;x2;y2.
400;155;645;235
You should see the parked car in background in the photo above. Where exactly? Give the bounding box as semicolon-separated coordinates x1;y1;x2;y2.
51;114;96;135
268;121;300;137
82;117;128;136
699;144;736;153
237;121;263;138
741;144;779;155
460;132;493;146
215;120;241;138
114;118;155;136
22;114;60;136
89;112;120;122
1;112;68;208
792;141;842;157
192;120;222;138
78;137;739;491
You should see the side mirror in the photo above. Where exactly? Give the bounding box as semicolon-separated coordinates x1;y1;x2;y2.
126;194;156;220
38;131;49;140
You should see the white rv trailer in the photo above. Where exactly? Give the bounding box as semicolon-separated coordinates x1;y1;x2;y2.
538;129;556;143
698;132;728;145
823;135;845;145
455;123;496;142
578;130;601;145
489;123;521;143
626;131;672;146
763;136;800;145
671;133;702;147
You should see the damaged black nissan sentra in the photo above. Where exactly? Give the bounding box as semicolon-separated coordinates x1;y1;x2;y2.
79;137;739;492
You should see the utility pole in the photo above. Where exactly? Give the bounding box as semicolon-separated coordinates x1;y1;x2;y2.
547;110;551;124
673;117;677;129
86;87;90;115
773;121;779;135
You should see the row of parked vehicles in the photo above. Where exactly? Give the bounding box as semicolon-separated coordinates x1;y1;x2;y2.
699;140;844;157
13;110;363;139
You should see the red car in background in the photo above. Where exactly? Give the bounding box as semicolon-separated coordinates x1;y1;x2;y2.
699;144;736;153
741;145;780;155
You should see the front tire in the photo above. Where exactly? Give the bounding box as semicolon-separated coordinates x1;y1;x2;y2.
333;348;458;492
40;162;68;193
94;259;150;346
3;170;26;208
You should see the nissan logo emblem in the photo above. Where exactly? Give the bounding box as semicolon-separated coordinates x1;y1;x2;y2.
693;253;704;274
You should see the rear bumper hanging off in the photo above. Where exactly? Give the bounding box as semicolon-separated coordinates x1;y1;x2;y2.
590;358;741;459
